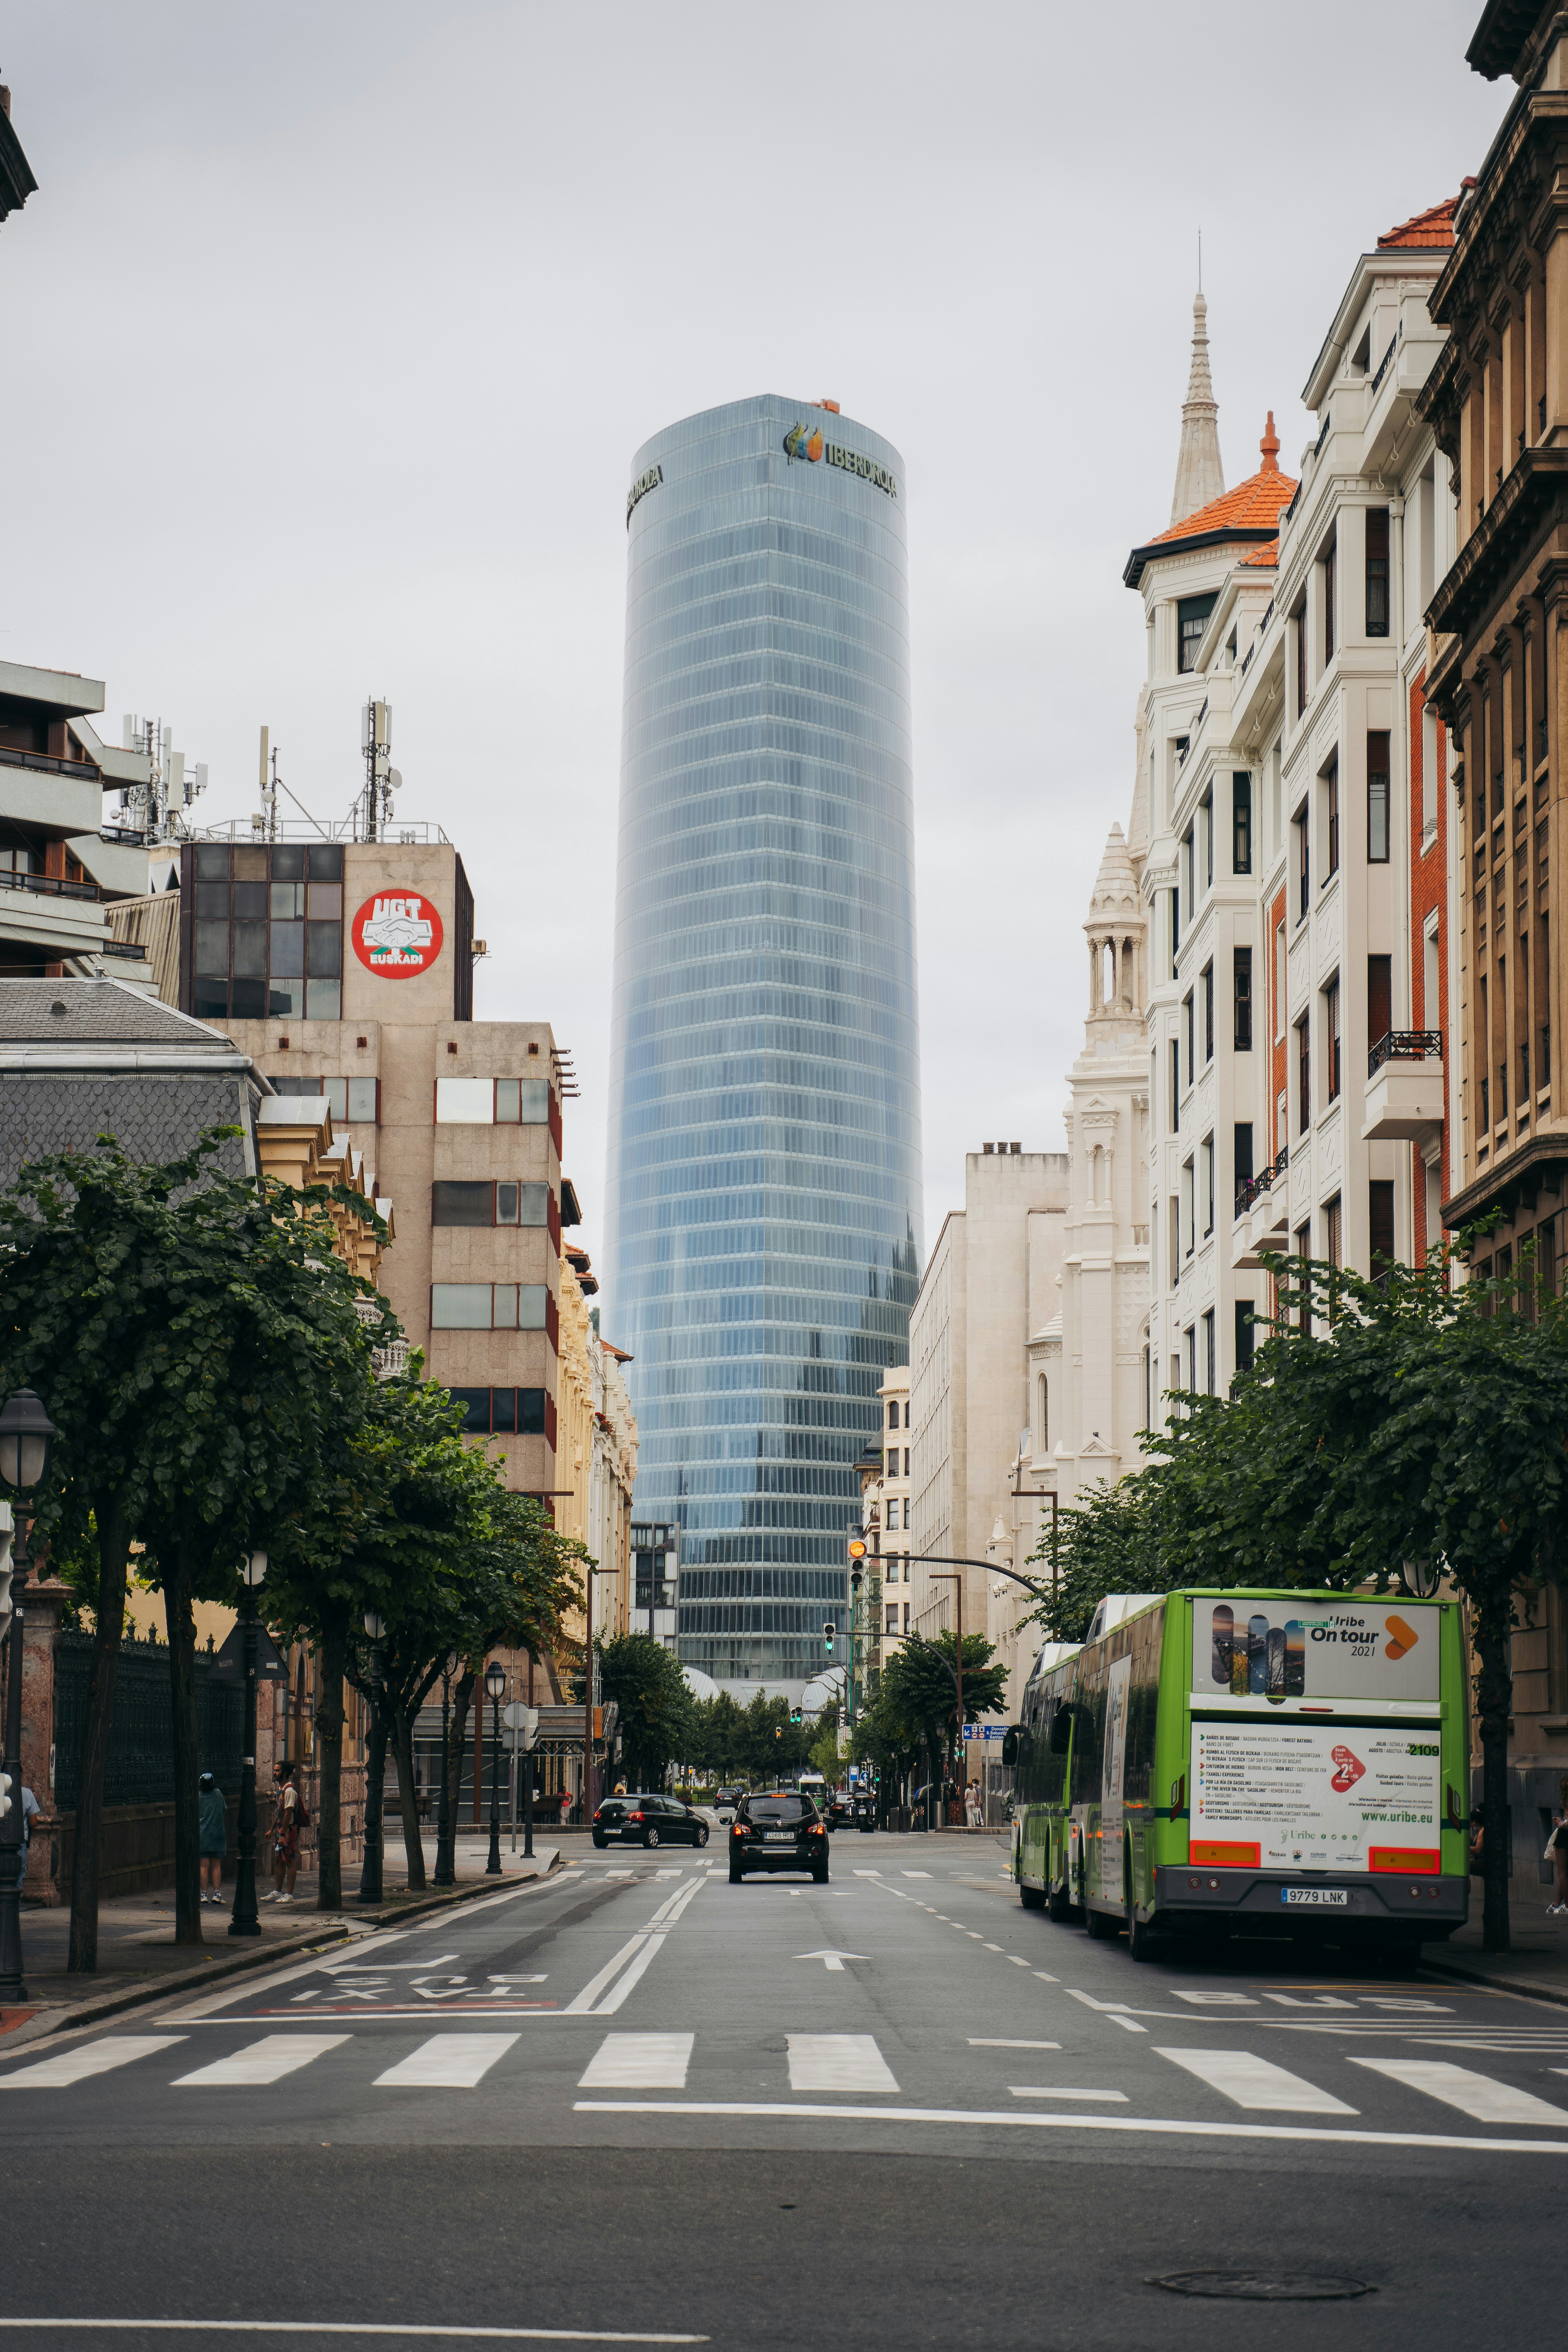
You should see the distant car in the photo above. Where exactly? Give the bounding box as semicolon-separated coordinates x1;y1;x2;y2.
592;1795;710;1850
729;1791;829;1884
713;1786;744;1821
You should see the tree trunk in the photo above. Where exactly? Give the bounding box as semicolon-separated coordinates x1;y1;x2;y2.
314;1616;346;1912
443;1670;474;1882
67;1502;130;1975
1475;1601;1514;1954
360;1700;387;1904
391;1713;426;1890
163;1548;203;1947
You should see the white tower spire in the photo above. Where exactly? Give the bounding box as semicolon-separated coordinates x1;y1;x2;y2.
1169;289;1225;527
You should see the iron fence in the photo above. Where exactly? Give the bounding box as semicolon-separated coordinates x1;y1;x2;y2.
53;1630;244;1810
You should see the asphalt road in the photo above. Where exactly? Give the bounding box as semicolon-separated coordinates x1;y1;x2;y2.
2;1829;1562;2348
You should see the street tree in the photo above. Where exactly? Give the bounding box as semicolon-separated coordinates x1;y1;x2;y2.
594;1634;695;1794
880;1631;1006;1788
0;1133;385;1960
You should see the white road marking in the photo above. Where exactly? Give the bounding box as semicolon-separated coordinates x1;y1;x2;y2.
1155;2047;1357;2114
902;1871;931;1879
594;1935;667;2014
0;2322;708;2341
1007;1957;1030;1967
1033;1972;1058;1983
1112;2016;1147;2034
794;1949;866;1973
1352;2056;1568;2125
982;1943;1003;1952
1010;2086;1127;2101
1265;1993;1356;2009
654;1869;682;1879
174;2036;348;2087
564;1935;649;2015
853;1870;882;1878
374;2034;519;2089
603;1870;633;1880
579;2034;694;2090
0;2036;186;2088
969;2039;1062;2049
787;2034;900;2093
571;2100;1568;2154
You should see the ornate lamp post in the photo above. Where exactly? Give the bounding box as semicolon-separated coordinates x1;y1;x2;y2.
359;1608;385;1904
484;1659;506;1876
433;1652;457;1887
229;1548;267;1936
0;1388;56;2003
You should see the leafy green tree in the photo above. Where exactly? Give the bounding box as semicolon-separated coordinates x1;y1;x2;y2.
594;1634;695;1792
880;1631;1006;1784
808;1701;842;1782
0;1134;384;1958
1025;1479;1161;1643
688;1690;746;1784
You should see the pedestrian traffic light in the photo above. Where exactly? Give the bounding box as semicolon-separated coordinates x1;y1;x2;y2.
823;1621;836;1653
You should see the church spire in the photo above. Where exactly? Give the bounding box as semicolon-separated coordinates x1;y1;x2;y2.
1169;289;1225;528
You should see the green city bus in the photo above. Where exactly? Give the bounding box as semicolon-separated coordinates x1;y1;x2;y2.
1009;1588;1469;1960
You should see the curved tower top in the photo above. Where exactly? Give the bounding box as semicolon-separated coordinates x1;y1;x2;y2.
606;392;923;1694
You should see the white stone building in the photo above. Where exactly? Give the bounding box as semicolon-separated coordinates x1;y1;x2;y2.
869;1365;912;1651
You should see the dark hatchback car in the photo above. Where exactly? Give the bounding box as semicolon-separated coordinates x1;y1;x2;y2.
729;1792;829;1883
593;1795;710;1850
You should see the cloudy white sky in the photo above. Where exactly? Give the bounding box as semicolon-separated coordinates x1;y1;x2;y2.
3;1;1506;1306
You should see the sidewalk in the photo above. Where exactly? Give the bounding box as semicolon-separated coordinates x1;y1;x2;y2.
0;1835;559;2044
1423;1906;1568;2006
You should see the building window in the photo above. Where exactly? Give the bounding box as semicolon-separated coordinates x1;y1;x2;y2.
1233;773;1252;874
319;1076;380;1125
1178;592;1217;673
431;1181;550;1227
1202;1134;1214;1236
1037;1376;1048;1452
434;1076;551;1124
1185;1325;1197;1392
1170;1039;1180;1133
888;1401;898;1428
188;838;345;1024
1368;954;1392;1060
1203;1309;1216;1396
1370;1180;1396;1272
430;1282;550;1329
1234;1298;1256;1374
1234;1121;1254;1194
1183;992;1194;1087
1325;1194;1342;1268
1202;963;1214;1062
1294;599;1308;721
448;1387;548;1436
1324;980;1341;1101
1295;807;1310;920
1171;882;1180;973
1294;1222;1312;1333
1168;1195;1180;1290
1323;532;1336;664
1203;792;1214;890
1297;1013;1311;1132
1234;947;1253;1050
1365;507;1390;637
1183;1160;1195;1258
1368;730;1390;862
1324;762;1340;880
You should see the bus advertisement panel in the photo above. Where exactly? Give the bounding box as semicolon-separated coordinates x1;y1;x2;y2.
1191;1722;1442;1873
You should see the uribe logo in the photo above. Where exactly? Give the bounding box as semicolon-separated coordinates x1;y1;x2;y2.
352;891;443;979
1384;1613;1419;1660
783;421;824;464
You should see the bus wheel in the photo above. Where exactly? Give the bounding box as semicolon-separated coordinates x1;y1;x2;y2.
1084;1904;1118;1940
1047;1881;1073;1924
1019;1879;1046;1911
1127;1906;1159;1962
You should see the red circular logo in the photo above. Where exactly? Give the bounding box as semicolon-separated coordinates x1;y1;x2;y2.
351;890;444;979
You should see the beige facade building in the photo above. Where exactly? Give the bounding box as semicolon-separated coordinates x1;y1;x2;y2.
869;1365;912;1652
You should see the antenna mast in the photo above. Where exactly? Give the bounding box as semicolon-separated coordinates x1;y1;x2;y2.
120;713;208;844
361;698;400;841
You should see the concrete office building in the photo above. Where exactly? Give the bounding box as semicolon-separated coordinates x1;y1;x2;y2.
608;395;923;1699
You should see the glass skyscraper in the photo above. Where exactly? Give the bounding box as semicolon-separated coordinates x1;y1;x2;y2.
606;394;923;1690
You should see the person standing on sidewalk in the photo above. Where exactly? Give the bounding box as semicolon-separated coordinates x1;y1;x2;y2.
1550;1780;1568;1917
198;1771;227;1904
263;1761;305;1905
15;1782;38;1891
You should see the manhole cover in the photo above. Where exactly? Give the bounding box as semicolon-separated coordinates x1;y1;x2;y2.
1150;2272;1375;2302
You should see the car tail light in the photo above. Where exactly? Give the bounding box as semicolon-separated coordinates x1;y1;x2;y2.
627;1810;644;1822
731;1823;745;1836
808;1824;825;1837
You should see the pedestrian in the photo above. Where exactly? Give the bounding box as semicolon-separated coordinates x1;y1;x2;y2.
1548;1780;1568;1917
15;1781;38;1891
198;1771;227;1904
263;1760;307;1904
965;1778;982;1829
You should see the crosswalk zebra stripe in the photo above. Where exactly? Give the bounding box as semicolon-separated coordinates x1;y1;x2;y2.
1154;2047;1357;2114
579;2035;694;2090
374;2035;519;2089
0;2036;186;2088
1350;2056;1568;2125
787;2035;900;2093
174;2036;348;2087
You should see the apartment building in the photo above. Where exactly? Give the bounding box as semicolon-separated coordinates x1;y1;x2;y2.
870;1366;911;1651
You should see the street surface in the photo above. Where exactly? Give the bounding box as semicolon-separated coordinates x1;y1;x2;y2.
1;1831;1560;2346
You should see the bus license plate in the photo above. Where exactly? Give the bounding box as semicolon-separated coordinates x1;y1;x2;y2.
1282;1887;1348;1907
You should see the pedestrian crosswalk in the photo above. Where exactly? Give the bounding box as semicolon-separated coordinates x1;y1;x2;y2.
4;2028;1567;2139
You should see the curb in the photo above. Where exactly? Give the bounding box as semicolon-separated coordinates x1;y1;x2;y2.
0;1854;564;2053
1421;1952;1568;2010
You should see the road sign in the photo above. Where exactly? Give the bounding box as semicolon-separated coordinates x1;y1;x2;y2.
503;1702;540;1750
962;1724;1007;1741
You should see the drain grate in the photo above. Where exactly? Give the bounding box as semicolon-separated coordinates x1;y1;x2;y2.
1150;2272;1376;2302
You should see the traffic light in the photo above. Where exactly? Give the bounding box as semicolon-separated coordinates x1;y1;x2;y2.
790;1708;802;1726
774;1726;782;1742
823;1620;837;1654
848;1537;867;1560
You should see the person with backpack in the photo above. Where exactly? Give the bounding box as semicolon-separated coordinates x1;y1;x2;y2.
198;1771;227;1904
264;1760;308;1904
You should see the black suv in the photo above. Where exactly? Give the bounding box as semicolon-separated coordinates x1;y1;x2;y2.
593;1795;710;1850
729;1791;829;1883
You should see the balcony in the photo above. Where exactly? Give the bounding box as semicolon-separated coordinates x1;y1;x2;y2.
1232;1148;1289;1270
1362;1032;1445;1144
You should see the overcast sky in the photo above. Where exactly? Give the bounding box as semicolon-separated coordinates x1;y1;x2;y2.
2;2;1505;1312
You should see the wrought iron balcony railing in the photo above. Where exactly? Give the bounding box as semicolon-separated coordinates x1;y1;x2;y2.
1367;1029;1443;1079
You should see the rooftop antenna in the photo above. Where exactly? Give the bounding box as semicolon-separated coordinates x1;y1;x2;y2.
118;713;208;844
254;724;279;842
361;698;400;842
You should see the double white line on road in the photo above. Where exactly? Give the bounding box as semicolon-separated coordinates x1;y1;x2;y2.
564;1876;704;2016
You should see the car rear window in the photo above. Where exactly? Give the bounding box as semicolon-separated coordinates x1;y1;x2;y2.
597;1801;627;1817
744;1796;809;1822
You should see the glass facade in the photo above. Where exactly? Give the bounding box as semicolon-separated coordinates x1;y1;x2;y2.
606;395;923;1689
186;840;344;1024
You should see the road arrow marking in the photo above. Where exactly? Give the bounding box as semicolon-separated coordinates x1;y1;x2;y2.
795;1949;867;1972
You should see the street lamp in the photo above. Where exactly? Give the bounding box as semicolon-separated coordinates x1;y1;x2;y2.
484;1659;506;1876
229;1548;267;1937
433;1652;458;1888
0;1387;56;2003
359;1608;386;1903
